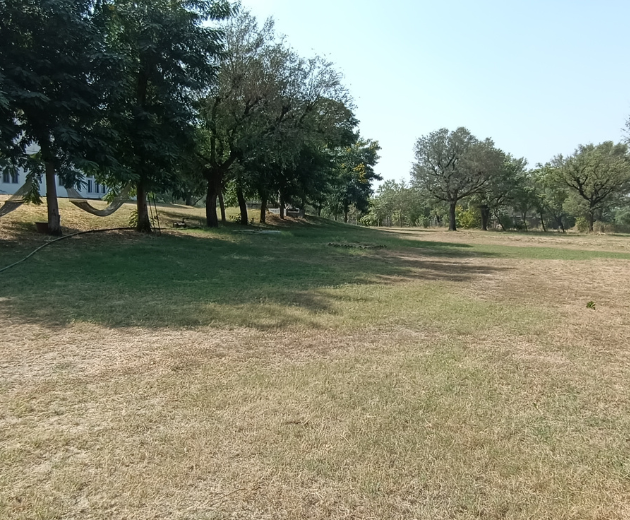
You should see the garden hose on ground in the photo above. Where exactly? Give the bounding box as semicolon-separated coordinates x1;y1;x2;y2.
0;227;133;274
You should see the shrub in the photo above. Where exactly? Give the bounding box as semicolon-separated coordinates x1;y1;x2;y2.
575;217;590;233
418;216;431;228
496;214;513;231
593;221;615;234
456;206;481;229
615;207;630;227
514;220;527;231
360;214;378;227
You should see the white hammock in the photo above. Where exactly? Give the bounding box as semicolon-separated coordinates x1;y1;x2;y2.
0;179;33;218
67;184;132;217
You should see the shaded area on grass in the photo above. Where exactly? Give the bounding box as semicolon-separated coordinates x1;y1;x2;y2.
0;220;513;329
2;216;624;330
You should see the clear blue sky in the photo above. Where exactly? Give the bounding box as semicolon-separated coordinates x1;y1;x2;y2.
240;0;630;183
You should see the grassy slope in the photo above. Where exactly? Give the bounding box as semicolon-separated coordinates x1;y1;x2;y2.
1;202;630;519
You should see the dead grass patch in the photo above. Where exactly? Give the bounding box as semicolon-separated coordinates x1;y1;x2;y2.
2;212;630;519
2;322;630;519
383;226;630;254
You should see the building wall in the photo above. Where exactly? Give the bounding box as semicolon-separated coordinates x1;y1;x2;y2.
0;170;108;200
0;144;107;200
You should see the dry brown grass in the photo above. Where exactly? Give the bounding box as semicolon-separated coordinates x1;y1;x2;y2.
1;207;630;519
385;226;630;254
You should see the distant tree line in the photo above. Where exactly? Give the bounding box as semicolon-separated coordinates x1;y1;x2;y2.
0;1;380;234
362;127;630;233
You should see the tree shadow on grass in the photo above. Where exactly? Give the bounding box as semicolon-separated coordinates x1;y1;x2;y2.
0;226;510;330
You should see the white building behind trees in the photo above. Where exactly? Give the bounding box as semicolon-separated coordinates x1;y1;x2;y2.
0;144;108;200
0;170;108;200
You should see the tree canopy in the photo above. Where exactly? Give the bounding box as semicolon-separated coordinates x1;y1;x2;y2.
1;2;384;233
5;2;630;237
0;0;115;234
553;142;630;232
97;0;233;231
411;127;504;231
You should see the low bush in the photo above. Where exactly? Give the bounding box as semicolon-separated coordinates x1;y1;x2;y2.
575;217;590;233
593;221;616;234
456;206;481;229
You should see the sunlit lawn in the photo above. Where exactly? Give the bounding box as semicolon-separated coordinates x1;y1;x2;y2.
1;200;629;519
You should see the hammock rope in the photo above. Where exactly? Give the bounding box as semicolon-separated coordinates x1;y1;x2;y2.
67;184;132;217
149;193;162;234
0;179;33;218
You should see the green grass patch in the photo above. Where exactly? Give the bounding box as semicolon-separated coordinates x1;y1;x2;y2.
0;219;550;332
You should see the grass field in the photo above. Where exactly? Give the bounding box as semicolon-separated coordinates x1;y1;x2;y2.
1;200;630;519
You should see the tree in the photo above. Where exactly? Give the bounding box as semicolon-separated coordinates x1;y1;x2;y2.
508;161;537;231
554;142;630;232
239;55;357;224
100;0;232;232
327;139;381;222
476;155;527;230
195;9;358;227
363;180;428;227
531;164;571;232
411;127;504;231
194;10;287;227
0;0;114;234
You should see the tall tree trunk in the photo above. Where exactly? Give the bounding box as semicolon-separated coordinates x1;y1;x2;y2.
588;209;595;232
558;217;566;233
316;206;322;217
44;161;62;236
279;193;285;219
494;210;506;231
448;201;457;231
219;189;226;224
344;209;349;223
133;66;151;234
136;183;151;233
205;178;219;228
539;210;547;232
260;195;267;224
185;194;193;206
480;205;490;231
236;186;248;226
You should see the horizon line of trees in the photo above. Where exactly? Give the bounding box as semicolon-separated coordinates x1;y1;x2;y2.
362;127;630;233
3;2;628;236
0;0;381;235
